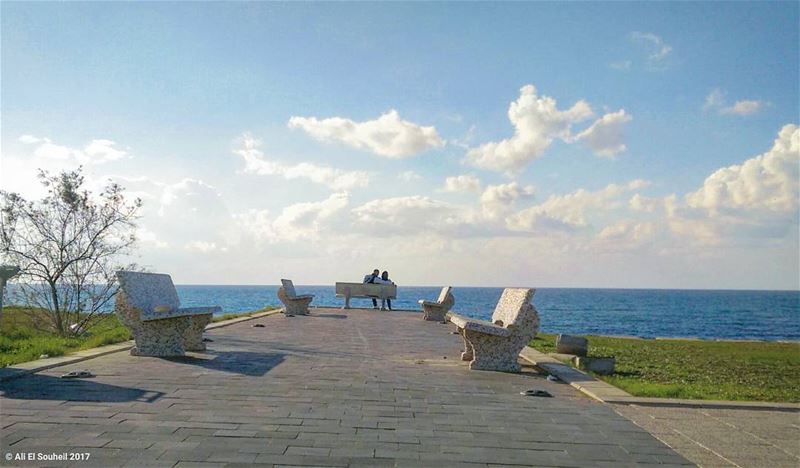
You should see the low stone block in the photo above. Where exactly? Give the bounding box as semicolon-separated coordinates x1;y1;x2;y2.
573;356;615;375
556;334;588;356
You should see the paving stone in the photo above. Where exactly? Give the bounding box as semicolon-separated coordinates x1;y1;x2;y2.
284;446;331;456
212;429;258;438
104;438;155;449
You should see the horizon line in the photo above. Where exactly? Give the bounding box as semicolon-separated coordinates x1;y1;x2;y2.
171;284;800;293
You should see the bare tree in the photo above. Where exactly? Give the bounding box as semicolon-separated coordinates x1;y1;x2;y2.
0;168;142;336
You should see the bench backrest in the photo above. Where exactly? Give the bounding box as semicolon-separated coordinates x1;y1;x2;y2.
280;279;297;298
335;282;397;299
491;288;535;327
437;286;452;304
116;271;180;314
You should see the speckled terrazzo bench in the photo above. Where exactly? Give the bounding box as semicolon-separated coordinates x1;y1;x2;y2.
115;270;221;356
449;288;540;372
277;279;314;316
335;282;396;310
419;286;455;322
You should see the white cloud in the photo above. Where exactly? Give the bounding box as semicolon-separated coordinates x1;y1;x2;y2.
663;125;799;246
157;180;230;233
185;241;222;253
352;196;466;236
508;180;645;232
597;220;658;243
572;110;632;158
33;141;74;160
18;134;43;144
721;100;765;116
685;124;798;215
480;182;535;204
465;85;594;173
83;139;127;162
628;179;651;191
137;227;169;249
442;174;482;193
2;135;131;199
630;31;672;69
703;89;767;116
232;209;275;244
19;135;127;164
288;109;444;158
233;133;369;190
273;192;349;241
629;193;659;213
703;88;727;111
397;171;422;182
480;182;535;219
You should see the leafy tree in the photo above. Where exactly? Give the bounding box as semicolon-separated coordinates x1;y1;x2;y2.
0;168;141;336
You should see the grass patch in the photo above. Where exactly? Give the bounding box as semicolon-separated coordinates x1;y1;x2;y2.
211;307;277;323
0;306;132;368
0;305;280;367
530;333;800;402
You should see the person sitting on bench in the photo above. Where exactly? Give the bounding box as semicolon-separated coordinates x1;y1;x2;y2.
363;268;380;309
373;271;395;311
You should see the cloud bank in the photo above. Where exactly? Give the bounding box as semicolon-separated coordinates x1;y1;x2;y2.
465;85;632;173
289;110;444;158
233;134;370;191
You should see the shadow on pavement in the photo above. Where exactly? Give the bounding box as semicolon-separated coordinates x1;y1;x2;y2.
162;351;285;377
214;336;369;360
0;374;164;402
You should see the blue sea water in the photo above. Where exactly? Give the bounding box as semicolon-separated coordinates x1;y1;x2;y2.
175;285;800;341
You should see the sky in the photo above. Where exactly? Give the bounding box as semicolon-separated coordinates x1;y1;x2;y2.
1;2;798;289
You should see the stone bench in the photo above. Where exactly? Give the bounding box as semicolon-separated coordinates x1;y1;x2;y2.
277;279;314;316
449;288;539;372
335;282;396;310
418;286;455;322
115;271;221;357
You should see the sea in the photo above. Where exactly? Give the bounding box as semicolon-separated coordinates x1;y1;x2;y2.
172;285;800;342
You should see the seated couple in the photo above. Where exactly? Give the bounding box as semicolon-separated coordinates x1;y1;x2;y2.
362;269;395;310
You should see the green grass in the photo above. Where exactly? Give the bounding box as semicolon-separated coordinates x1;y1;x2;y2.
530;333;800;402
0;306;278;367
0;307;132;368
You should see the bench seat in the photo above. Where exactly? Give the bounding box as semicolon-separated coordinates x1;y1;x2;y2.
448;316;511;337
141;306;220;322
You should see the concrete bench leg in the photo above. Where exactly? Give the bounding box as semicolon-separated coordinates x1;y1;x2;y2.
343;294;351;309
463;331;524;373
131;317;191;357
285;298;312;316
422;304;447;322
184;314;212;352
460;329;474;361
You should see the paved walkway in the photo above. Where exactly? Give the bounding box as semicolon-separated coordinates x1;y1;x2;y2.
520;347;800;467
614;404;800;467
1;308;691;467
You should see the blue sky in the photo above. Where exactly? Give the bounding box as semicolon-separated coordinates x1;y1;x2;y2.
2;2;798;289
